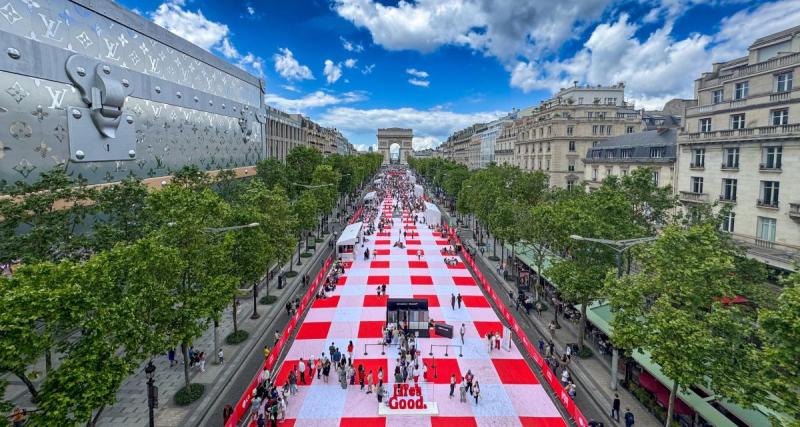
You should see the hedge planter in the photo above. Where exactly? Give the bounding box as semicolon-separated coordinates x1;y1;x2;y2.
577;347;593;359
487;255;500;261
315;238;324;243
301;252;313;258
260;295;278;305
225;330;249;345
285;271;298;278
174;383;205;406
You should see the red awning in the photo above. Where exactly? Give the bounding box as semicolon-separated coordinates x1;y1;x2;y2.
654;390;695;416
714;295;749;305
638;371;665;393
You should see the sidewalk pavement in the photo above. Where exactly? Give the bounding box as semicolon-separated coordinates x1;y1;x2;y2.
462;230;661;427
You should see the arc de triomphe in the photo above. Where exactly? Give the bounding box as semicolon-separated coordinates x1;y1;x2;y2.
377;128;413;165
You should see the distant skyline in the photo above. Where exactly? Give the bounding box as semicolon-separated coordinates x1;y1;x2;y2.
121;0;800;151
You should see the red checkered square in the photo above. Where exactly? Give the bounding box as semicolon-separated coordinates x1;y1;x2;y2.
296;322;331;340
340;417;386;427
367;275;390;285
338;276;348;285
408;249;424;256
435;240;450;246
452;276;476;286
519;417;567;427
404;225;417;230
351;358;389;383
363;295;388;307
374;249;390;255
406;239;422;245
492;359;539;384
432;232;442;237
431;417;478;427
357;320;385;338
375;240;391;245
447;264;467;270
408;260;429;268
473;321;504;338
273;360;315;386
460;295;491;308
370;260;390;269
377;232;391;237
421;358;462;384
412;294;440;307
410;275;433;285
312;295;340;308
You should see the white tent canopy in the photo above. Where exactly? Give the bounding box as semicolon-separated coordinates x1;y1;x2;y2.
408;175;416;184
374;178;382;184
336;222;363;261
414;184;424;197
364;191;377;201
423;202;441;226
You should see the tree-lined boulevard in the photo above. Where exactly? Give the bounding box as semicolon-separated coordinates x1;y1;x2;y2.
0;149;382;426
409;157;799;427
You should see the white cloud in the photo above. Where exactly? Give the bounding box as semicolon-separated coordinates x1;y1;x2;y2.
247;6;255;15
508;1;800;108
273;48;314;81
412;136;439;150
408;78;430;87
340;36;365;52
151;1;228;50
150;1;265;77
317;106;504;148
362;64;376;74
281;84;301;92
332;0;611;62
344;58;358;68
406;68;429;78
265;91;366;112
324;60;343;84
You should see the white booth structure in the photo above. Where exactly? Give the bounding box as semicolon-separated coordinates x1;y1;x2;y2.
408;175;416;184
423;202;441;226
364;191;377;203
337;222;363;261
414;184;424;197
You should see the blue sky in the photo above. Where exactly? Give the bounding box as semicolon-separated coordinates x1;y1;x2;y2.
120;0;800;150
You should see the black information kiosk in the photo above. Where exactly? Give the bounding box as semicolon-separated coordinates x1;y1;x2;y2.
387;298;430;337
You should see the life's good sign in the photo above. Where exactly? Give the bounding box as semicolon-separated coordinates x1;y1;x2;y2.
388;383;427;410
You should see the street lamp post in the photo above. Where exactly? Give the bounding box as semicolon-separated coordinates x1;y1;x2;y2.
569;234;657;390
145;361;157;427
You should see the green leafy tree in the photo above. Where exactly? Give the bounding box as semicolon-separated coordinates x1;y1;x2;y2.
605;224;760;426
92;177;148;251
286;146;323;197
255;158;289;192
311;164;341;236
291;191;318;267
756;273;800;425
143;185;237;392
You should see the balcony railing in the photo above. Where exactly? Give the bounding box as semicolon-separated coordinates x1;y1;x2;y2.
679;191;709;203
770;92;791;101
759;162;782;171
789;203;800;222
697;52;800;89
680;124;800;142
756;199;779;209
689;162;705;170
721;162;739;170
719;195;737;203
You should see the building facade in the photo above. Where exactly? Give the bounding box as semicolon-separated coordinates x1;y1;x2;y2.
583;127;679;191
515;84;643;188
443;124;483;166
494;121;517;166
677;26;800;272
266;107;305;161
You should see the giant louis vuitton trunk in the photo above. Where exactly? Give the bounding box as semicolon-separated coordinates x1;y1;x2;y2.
0;0;267;185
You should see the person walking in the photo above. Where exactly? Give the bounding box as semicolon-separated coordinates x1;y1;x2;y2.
378;367;384;386
288;369;298;395
298;358;306;384
460;323;466;344
366;370;374;394
449;374;456;398
451;294;456;310
457;293;462;309
472;380;481;404
459;380;467;403
274;330;280;347
218;348;224;364
339;365;348;389
548;321;556;339
168;348;176;367
377;382;385;404
264;345;271;360
464;370;474;395
358;364;365;390
199;352;207;372
347;340;354;363
611;393;621;421
417;249;422;260
624;408;635;427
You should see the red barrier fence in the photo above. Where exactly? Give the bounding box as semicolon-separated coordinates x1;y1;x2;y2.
350;207;363;224
225;256;333;427
445;225;589;427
